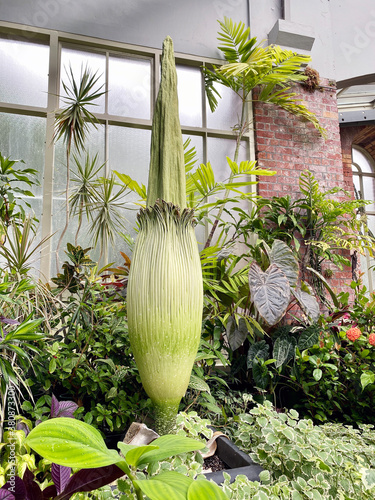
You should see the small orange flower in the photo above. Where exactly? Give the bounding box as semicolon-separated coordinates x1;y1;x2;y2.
369;333;375;346
346;326;361;341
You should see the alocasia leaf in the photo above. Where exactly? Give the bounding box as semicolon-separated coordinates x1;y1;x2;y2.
51;464;71;495
273;336;296;368
226;316;248;351
249;262;290;326
247;340;269;369
298;325;320;351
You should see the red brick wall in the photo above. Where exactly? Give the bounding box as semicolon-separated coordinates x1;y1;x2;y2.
253;79;354;293
254;78;346;198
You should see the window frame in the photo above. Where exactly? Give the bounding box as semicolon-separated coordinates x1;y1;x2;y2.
0;20;255;281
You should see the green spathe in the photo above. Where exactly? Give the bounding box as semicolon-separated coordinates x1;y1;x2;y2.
128;35;203;435
147;36;186;209
128;201;203;434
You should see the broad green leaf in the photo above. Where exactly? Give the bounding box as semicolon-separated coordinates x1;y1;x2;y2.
360;371;375;391
135;478;186;500
249;262;290;326
136;435;205;467
25;418;121;468
247;340;269;369
273;336;296;368
188;374;211;393
252;358;270;390
298;325;320;351
119;444;159;468
49;358;57;374
313;368;322;381
187;478;229;499
269;239;299;288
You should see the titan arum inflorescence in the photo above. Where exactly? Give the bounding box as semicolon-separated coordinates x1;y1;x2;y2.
127;36;203;435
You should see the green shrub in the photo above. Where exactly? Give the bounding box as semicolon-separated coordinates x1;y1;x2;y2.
225;401;375;499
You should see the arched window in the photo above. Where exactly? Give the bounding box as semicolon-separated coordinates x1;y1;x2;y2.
352;145;375;291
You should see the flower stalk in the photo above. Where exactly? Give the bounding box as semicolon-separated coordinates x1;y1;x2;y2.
127;37;203;434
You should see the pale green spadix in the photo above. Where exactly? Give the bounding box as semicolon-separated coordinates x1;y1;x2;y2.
127;36;203;435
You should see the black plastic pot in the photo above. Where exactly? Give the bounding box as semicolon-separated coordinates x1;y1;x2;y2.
204;435;263;484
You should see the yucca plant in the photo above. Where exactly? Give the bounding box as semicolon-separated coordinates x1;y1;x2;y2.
127;36;203;435
54;65;105;271
69;152;105;245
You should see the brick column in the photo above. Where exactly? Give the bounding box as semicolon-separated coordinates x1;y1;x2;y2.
253;79;354;293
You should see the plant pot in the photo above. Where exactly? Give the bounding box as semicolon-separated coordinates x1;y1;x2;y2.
204;435;263;484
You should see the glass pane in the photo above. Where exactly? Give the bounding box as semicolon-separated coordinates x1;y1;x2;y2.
0;38;49;107
0;112;45;206
60;47;106;114
366;214;375;237
207;137;248;182
182;134;204;169
0;113;46;273
206;84;242;131
352;173;361;198
108;56;151;119
207;137;249;244
352;147;374;174
363;177;375;210
177;66;202;127
108;126;151;263
51;124;105;277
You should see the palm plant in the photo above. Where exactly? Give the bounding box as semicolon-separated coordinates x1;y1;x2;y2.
54;65;105;271
202;17;326;247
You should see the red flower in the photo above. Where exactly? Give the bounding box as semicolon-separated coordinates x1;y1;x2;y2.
346;326;361;341
369;333;375;346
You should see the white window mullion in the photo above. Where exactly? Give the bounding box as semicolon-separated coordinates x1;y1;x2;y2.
40;32;59;282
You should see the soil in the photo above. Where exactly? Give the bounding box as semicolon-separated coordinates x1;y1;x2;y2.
203;454;227;472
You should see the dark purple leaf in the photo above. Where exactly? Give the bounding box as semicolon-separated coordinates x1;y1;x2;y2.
41;485;57;500
55;401;78;418
2;476;26;500
50;394;59;418
51;464;71;495
0;490;15;499
56;465;124;500
22;469;43;500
